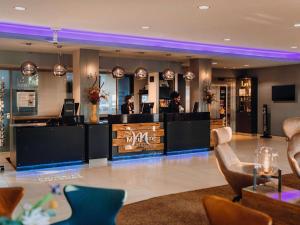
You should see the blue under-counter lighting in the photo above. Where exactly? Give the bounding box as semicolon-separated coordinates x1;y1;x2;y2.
112;152;164;161
166;148;210;156
16;160;84;171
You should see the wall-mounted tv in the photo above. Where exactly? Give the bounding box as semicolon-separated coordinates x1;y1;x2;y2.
272;85;295;101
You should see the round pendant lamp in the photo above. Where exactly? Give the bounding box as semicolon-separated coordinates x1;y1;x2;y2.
183;71;195;81
112;66;125;79
162;69;175;80
134;67;148;80
53;64;67;77
21;61;38;76
53;45;67;77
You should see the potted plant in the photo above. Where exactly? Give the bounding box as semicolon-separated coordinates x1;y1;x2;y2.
88;77;107;123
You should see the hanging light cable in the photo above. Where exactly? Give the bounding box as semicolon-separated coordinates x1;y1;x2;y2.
20;42;38;76
53;45;67;77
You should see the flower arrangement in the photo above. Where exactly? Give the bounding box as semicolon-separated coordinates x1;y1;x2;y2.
0;184;61;225
88;76;108;105
203;85;216;104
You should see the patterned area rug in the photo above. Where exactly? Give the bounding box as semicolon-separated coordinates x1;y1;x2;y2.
117;174;299;225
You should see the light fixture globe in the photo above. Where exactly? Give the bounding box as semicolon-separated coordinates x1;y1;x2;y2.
162;69;175;80
21;61;38;76
53;64;67;77
183;71;195;81
134;67;148;80
112;66;125;79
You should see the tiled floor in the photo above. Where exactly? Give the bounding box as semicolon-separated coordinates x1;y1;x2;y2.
0;134;291;222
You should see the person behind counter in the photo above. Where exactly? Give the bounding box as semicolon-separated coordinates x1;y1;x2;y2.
121;95;134;114
168;91;184;113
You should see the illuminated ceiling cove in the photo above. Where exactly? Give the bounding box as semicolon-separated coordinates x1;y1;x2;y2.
1;22;300;61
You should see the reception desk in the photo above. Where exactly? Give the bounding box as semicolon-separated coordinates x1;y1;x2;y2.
10;113;210;169
10;118;86;170
108;112;210;160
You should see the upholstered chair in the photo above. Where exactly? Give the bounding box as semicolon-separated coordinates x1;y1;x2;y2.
203;195;272;225
0;187;24;218
52;185;126;225
212;127;266;200
283;117;300;178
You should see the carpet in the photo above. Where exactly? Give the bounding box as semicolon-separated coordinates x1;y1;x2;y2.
117;174;299;225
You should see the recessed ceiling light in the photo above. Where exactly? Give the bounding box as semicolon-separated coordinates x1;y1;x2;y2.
224;38;231;41
294;23;300;27
212;62;218;65
14;6;26;11
291;46;298;49
141;26;150;30
244;64;250;67
198;5;210;10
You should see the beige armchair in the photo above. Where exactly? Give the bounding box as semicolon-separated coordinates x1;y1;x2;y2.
283;117;300;178
212;127;266;201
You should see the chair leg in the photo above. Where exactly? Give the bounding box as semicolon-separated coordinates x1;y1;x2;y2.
232;195;241;202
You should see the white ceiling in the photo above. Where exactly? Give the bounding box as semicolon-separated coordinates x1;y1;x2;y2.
1;0;300;68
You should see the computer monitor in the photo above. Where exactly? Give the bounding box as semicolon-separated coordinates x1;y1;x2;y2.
61;99;75;117
141;102;154;114
193;102;199;112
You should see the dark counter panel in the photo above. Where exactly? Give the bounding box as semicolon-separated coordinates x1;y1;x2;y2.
86;124;109;159
164;112;210;122
165;120;210;152
11;125;86;170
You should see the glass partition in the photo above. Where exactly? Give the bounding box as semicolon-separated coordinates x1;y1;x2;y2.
100;73;117;115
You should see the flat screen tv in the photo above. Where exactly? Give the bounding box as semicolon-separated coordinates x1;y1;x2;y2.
272;85;295;101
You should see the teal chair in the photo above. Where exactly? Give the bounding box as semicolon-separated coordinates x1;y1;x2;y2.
52;185;126;225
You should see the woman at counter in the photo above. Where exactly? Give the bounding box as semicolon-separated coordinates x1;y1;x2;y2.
168;91;184;113
121;95;134;114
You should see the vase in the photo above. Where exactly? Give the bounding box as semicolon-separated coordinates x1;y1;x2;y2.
89;104;98;124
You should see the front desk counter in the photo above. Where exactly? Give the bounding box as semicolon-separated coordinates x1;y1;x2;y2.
10;117;87;170
164;112;210;154
108;112;210;161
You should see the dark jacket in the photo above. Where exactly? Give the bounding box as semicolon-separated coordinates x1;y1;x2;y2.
168;100;180;113
121;103;134;114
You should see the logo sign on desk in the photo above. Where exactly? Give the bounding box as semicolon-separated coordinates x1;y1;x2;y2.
112;123;164;153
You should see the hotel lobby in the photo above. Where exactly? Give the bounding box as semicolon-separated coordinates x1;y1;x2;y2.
1;1;300;225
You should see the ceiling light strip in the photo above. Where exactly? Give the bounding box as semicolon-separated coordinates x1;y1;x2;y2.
0;22;300;61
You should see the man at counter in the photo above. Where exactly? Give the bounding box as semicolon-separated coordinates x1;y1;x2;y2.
168;91;184;113
121;95;134;114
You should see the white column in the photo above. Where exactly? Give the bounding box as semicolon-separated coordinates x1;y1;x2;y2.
148;72;159;113
72;49;100;120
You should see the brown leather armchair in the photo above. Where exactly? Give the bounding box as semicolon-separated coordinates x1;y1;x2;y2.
283;117;300;178
212;127;266;201
203;195;272;225
0;187;24;218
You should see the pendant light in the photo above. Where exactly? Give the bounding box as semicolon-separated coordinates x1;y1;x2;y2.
112;50;125;79
162;68;175;80
20;43;38;76
183;71;195;81
112;66;125;79
53;45;67;77
162;53;175;80
21;61;38;76
134;67;148;80
134;52;148;80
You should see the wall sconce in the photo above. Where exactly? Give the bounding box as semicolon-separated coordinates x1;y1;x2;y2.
87;72;98;80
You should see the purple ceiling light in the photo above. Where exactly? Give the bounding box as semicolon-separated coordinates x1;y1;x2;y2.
1;22;300;61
